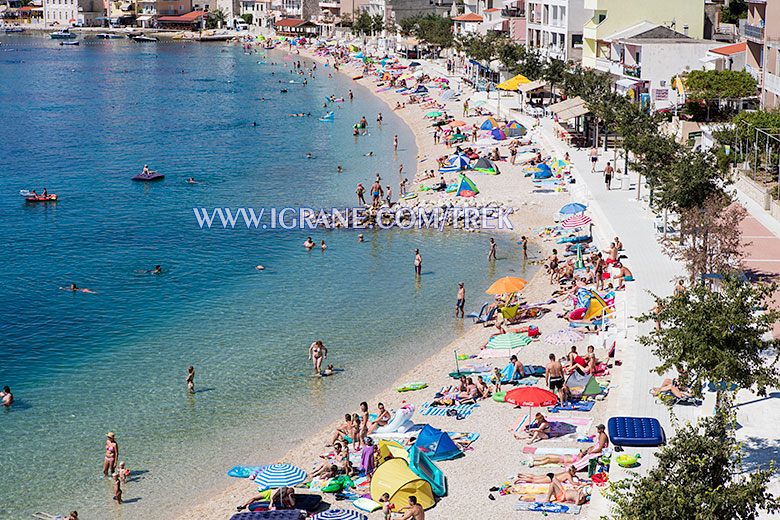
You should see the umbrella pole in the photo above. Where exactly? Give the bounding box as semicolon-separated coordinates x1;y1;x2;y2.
454;349;461;377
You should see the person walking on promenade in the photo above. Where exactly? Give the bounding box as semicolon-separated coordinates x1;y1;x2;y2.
589;146;598;172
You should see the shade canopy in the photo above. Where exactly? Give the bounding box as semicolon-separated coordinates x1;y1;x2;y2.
505;387;558;407
254;463;307;490
497;74;531;91
485;276;527;294
561;215;593;228
559;203;587;214
312;510;367;520
486;332;532;349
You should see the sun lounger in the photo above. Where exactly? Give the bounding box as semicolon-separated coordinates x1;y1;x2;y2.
476;305;499;325
655;391;701;407
607;416;666;447
466;301;489;321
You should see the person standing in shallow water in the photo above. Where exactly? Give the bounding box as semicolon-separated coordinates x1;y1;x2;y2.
103;432;118;477
309;340;328;375
414;249;422;276
456;282;465;318
186;366;195;393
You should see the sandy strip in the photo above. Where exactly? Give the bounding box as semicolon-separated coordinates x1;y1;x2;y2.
173;45;614;520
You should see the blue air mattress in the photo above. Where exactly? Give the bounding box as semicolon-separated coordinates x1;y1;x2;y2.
607;416;665;447
230;512;304;520
248;494;322;512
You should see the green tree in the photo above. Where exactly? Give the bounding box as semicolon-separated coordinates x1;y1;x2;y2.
667;194;747;280
721;0;748;24
638;274;780;400
397;14;420;36
240;13;252;25
415;14;453;49
352;11;372;35
207;9;225;29
684;69;757;120
542;58;567;98
370;14;384;35
654;148;726;211
607;409;780;520
514;45;544;81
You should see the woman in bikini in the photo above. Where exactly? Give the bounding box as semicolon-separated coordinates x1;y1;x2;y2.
308;340;327;375
528;448;588;467
237;486;296;511
514;413;552;444
367;402;391;434
103;432;118;477
515;465;580;484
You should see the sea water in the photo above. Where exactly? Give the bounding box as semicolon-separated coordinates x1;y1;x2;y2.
0;36;533;518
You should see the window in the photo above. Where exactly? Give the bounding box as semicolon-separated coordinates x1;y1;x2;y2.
560;6;565;25
571;34;582;47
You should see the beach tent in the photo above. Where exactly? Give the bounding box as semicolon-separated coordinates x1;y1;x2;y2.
565;369;603;397
473;157;501;175
377;439;409;465
573;288;611;321
533;166;553;179
441;89;459;100
413;425;461;461
455;173;479;197
480;117;500;130
370;458;435;509
414;85;429;93
505;121;527;137
439;153;470;173
490;127;507;141
408;447;447;496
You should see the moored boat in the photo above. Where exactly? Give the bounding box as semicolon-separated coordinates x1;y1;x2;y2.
50;29;77;39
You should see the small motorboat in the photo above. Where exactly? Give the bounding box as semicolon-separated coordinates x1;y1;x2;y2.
4;27;25;33
20;190;57;202
50;29;77;39
132;35;158;42
280;89;288;93
59;41;79;46
95;33;124;39
131;172;164;181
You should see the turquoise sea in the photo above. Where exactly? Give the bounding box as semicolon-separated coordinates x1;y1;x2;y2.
0;35;532;519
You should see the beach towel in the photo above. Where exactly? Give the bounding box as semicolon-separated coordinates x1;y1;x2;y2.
547;400;595;413
522;446;581;456
419;403;478;417
512;415;593;439
446;432;480;448
514;502;582;514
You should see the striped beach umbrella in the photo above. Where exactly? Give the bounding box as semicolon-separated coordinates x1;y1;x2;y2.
312;510;368;520
254;463;307;490
486;332;532;350
561;215;593;229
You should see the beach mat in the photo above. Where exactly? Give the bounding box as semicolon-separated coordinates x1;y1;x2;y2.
547;400;595;413
514;502;582;514
512;415;593;439
523;447;581;456
419;403;478;417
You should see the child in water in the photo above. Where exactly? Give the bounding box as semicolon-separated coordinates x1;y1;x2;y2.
112;472;122;504
118;461;130;483
324;364;334;376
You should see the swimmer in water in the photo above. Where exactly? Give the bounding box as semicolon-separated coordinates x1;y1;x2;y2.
321;240;327;250
364;152;374;157
186;178;197;184
255;265;265;270
306;153;313;159
151;265;162;274
304;237;315;249
337;166;342;173
324;364;334;376
60;283;94;293
358;234;364;242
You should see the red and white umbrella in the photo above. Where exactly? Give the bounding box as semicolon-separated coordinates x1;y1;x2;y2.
561;215;593;229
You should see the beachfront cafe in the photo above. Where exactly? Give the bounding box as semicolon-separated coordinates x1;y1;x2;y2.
550;96;591;148
272;17;319;37
156;10;209;29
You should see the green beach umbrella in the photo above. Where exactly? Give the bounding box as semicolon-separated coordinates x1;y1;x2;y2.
575;246;585;269
485;332;532;350
426;111;442;118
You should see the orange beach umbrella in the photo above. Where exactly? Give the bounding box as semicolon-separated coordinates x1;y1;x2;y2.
485;276;527;295
449;120;467;127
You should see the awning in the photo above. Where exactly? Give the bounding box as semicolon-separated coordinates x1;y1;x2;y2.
136;14;153;20
518;79;548;93
615;78;640;89
557;104;590;121
549;96;585;115
398;38;419;46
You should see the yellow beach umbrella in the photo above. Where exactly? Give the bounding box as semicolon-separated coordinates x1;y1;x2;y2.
497;74;531;91
485;276;528;295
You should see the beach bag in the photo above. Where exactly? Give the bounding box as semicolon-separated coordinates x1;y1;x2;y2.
527;325;540;337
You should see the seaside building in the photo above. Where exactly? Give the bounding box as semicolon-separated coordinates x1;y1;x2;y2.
239;0;272;26
744;0;780;109
591;22;722;109
525;0;590;62
453;12;483;35
273;16;319;35
42;0;102;26
701;41;746;71
361;0;452;26
581;0;706;69
217;0;240;23
499;0;526;43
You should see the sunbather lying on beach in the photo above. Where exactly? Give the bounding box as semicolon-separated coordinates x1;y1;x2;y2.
305;462;338;484
527;449;589;468
650;378;693;399
237;486;295;511
515;465;580;485
545;477;589;505
514;412;551;444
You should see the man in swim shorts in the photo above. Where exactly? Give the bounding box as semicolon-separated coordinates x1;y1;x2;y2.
545;353;565;404
370;180;383;208
456;282;465;318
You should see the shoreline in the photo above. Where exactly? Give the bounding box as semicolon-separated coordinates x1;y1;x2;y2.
173;44;589;520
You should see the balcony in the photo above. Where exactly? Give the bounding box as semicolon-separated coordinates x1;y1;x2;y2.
623;64;641;78
766;70;780;96
501;8;524;18
746;63;763;86
744;23;764;41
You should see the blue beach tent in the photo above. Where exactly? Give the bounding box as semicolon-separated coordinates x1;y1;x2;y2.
413;425;461;461
438;153;470;173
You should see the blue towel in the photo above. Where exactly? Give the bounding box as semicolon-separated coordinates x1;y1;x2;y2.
419;403;478;417
547;400;595;413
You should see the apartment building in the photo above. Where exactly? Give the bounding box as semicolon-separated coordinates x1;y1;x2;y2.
745;0;780;109
526;0;590;61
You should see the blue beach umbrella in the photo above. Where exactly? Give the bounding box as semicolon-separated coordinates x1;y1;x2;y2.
559;203;587;214
312;510;368;520
254;463;307;490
